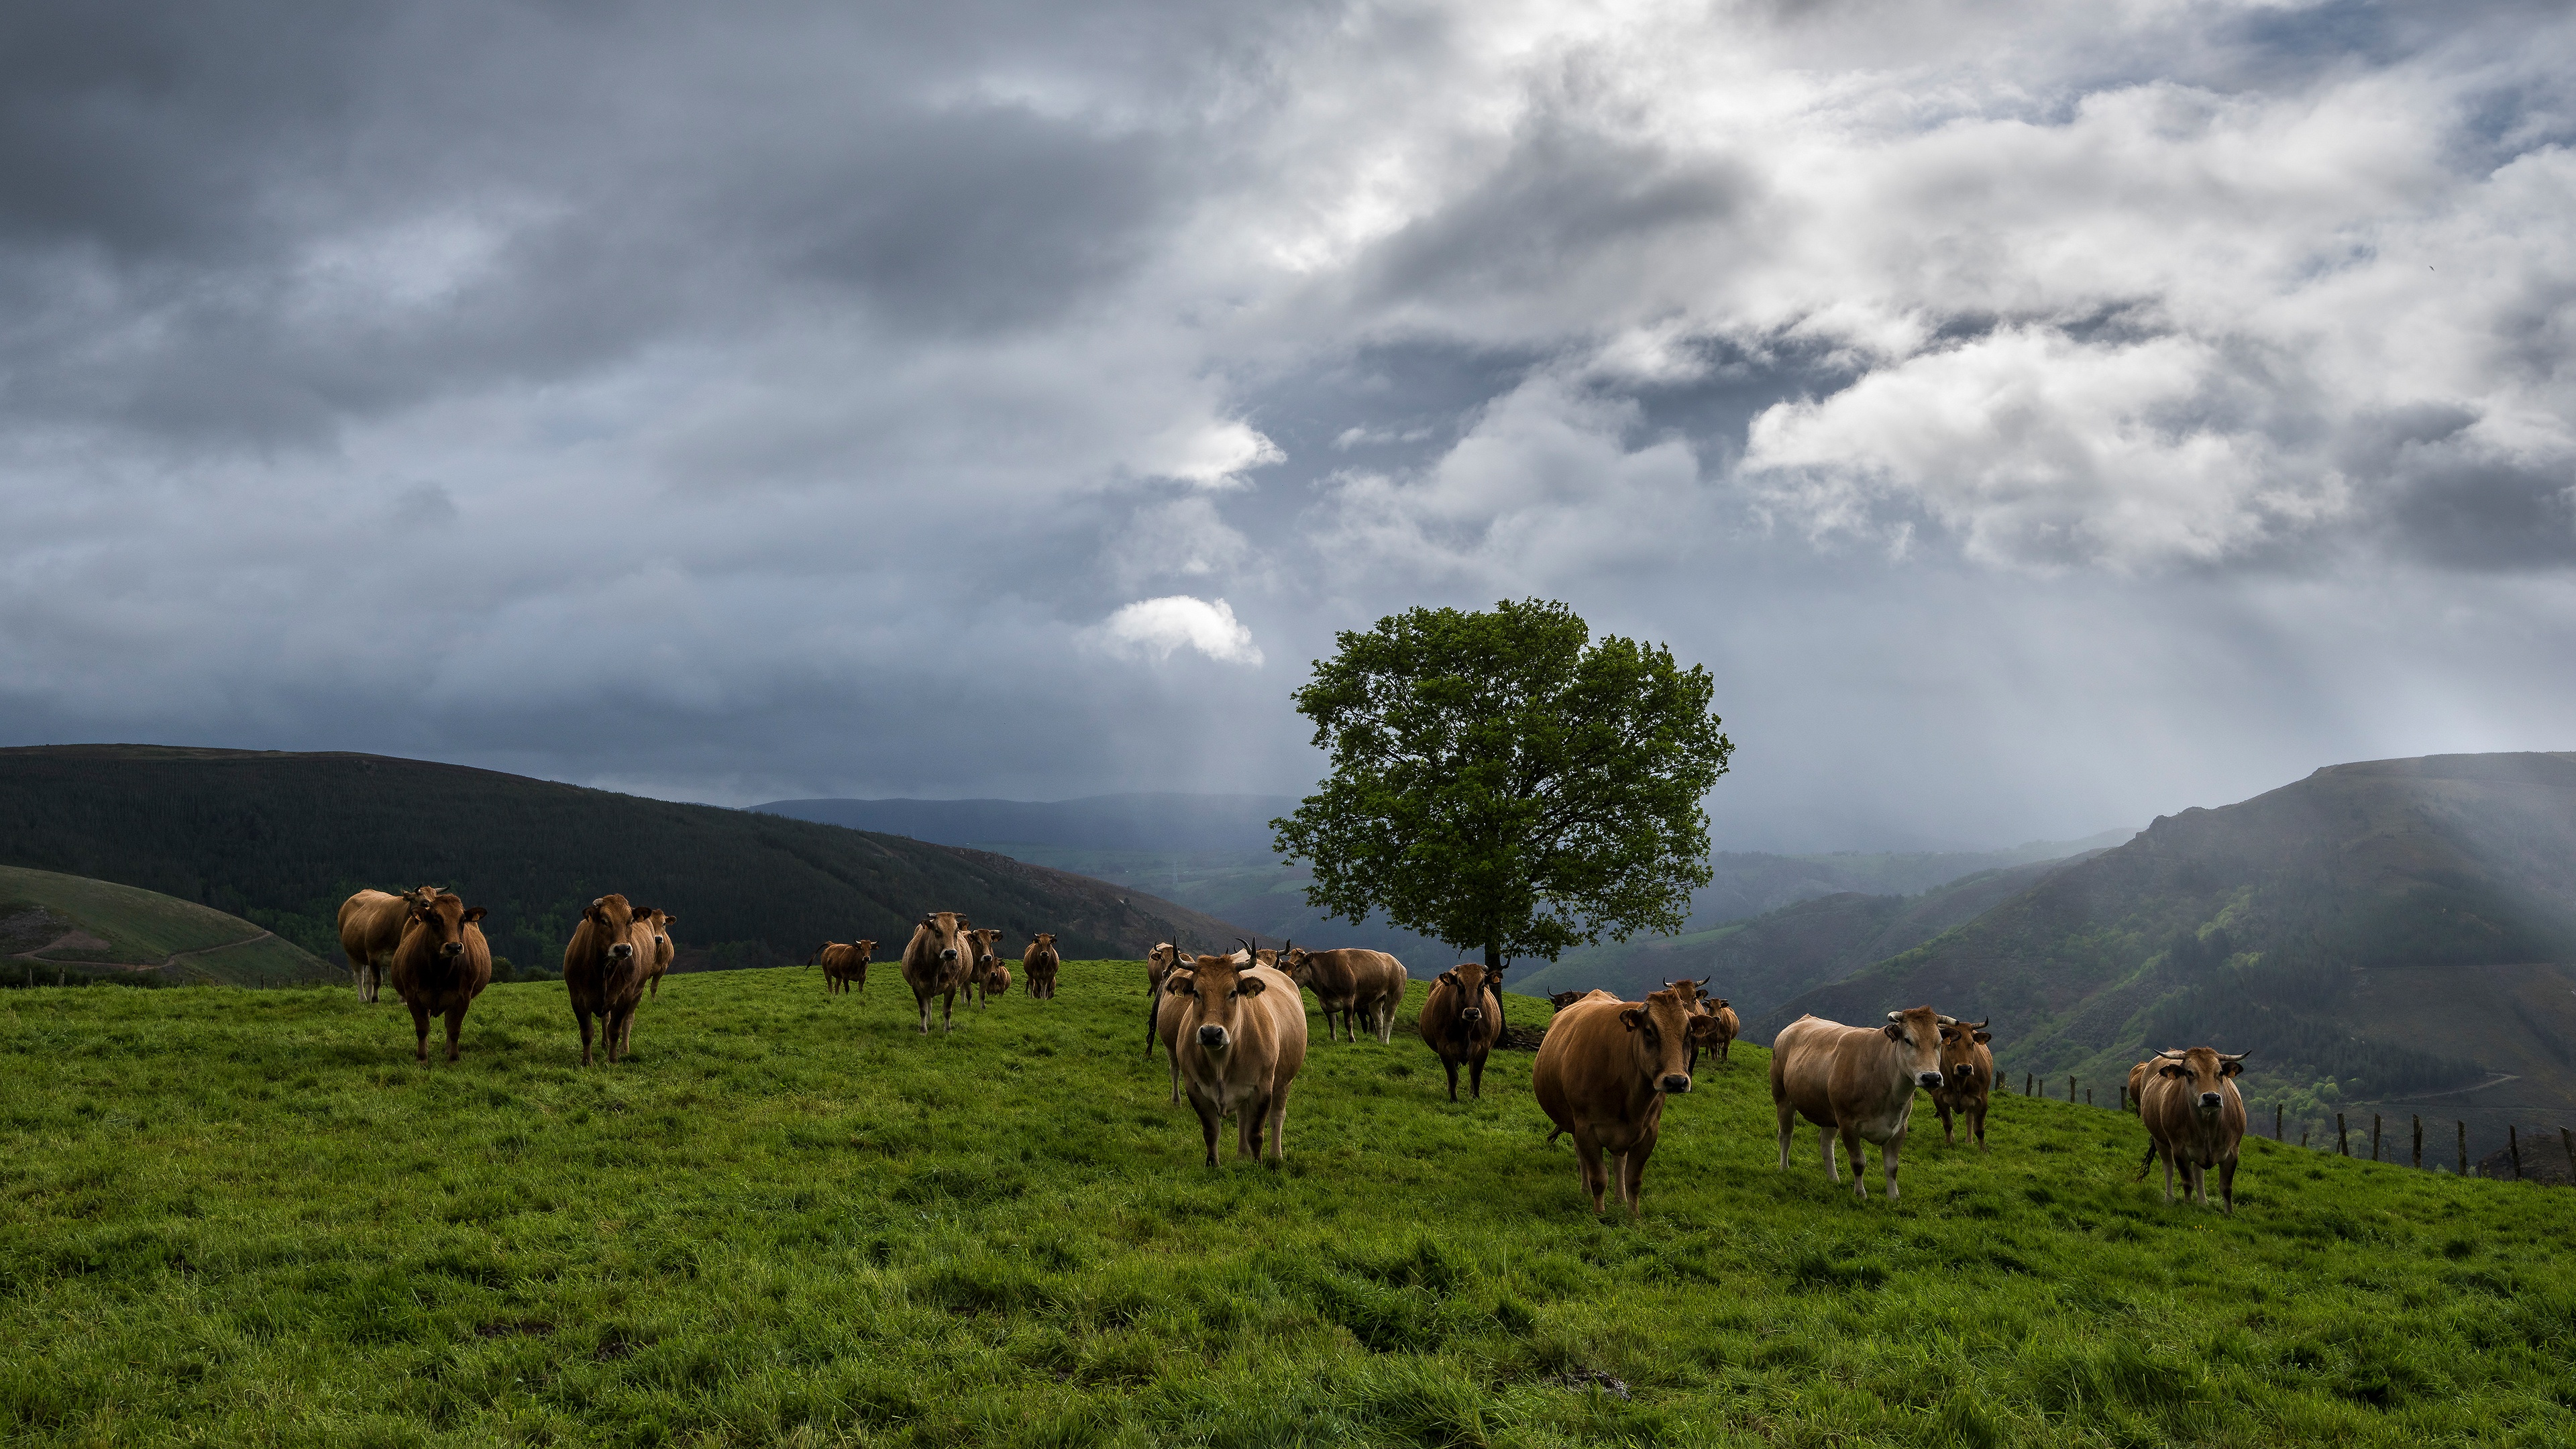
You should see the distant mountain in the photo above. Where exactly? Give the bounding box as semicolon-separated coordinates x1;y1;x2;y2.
1515;854;2104;1020
0;746;1248;975
1766;752;2576;1161
1;863;329;985
754;794;1299;855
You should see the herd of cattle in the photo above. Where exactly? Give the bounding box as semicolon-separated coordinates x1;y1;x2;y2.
335;888;2251;1215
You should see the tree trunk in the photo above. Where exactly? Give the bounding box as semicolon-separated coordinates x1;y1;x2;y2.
1483;939;1505;1035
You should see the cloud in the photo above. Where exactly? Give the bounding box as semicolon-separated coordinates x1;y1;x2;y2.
1093;596;1265;665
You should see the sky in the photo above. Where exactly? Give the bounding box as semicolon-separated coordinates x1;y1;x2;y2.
3;0;2573;852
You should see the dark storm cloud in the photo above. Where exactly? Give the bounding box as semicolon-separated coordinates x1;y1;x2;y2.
2;0;2575;849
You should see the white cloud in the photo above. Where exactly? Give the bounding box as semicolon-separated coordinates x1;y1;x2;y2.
1093;595;1265;665
1130;419;1285;490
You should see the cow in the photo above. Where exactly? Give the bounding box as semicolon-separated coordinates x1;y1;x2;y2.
965;927;1006;1004
388;890;491;1063
1707;1002;1741;1061
1419;961;1505;1101
1154;965;1197;1104
1548;990;1588;1010
1277;945;1409;1044
981;958;1012;1000
1929;1016;1994;1148
2139;1046;2249;1212
1531;987;1722;1214
337;885;441;1004
641;908;678;998
564;893;657;1065
1167;943;1309;1165
1770;1007;1946;1200
812;941;875;995
901;911;975;1033
1660;977;1737;1069
1144;943;1187;1057
1023;934;1061;1000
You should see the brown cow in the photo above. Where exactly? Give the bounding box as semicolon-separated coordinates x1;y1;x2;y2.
1660;977;1737;1068
965;927;1006;1004
901;911;975;1033
1419;962;1505;1101
1532;987;1721;1214
1770;1008;1946;1200
1144;943;1187;1057
1154;965;1197;1104
1929;1016;1993;1148
337;885;441;1004
564;893;657;1065
388;891;491;1063
1168;944;1309;1165
812;941;875;995
2139;1046;2249;1212
1548;990;1587;1010
1277;945;1409;1044
641;908;678;998
1023;934;1061;1000
1707;1003;1741;1061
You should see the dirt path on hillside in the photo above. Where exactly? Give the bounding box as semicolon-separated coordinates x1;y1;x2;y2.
7;929;284;973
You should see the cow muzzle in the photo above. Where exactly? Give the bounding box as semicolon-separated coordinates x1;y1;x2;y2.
1917;1071;1945;1089
1195;1024;1229;1049
439;942;464;958
941;949;957;962
2199;1092;2222;1111
1660;1073;1691;1094
1462;1006;1483;1023
609;943;633;960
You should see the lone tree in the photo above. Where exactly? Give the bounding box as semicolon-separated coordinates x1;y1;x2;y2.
1272;598;1731;976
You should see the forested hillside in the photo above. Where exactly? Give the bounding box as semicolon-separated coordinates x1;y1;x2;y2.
1767;753;2576;1159
0;865;328;985
0;747;1246;976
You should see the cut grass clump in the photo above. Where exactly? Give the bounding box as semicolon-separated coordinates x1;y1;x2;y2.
3;962;2573;1446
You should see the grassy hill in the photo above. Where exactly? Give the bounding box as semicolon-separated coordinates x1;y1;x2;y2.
0;865;329;985
4;966;2571;1446
1515;854;2102;1016
0;745;1247;981
1769;753;2576;1161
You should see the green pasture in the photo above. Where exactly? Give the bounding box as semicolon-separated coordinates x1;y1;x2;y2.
0;865;328;984
3;962;2571;1447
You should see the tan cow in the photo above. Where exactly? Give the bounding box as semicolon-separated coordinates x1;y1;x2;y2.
1023;934;1061;1000
641;908;678;998
965;927;1006;1005
1929;1016;1993;1148
388;891;491;1063
1277;945;1409;1043
812;941;875;995
1532;987;1721;1214
1548;990;1588;1010
901;911;975;1033
1418;962;1505;1101
1168;945;1309;1165
1154;965;1197;1104
1661;977;1737;1068
1770;1007;1947;1200
564;893;657;1065
337;885;441;1003
2139;1046;2249;1212
1144;943;1187;1057
1707;1003;1741;1061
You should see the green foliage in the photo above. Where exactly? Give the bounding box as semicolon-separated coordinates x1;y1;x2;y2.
1276;599;1732;967
1;963;2569;1446
0;865;331;985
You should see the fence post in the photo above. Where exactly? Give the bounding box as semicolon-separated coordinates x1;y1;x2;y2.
2563;1127;2575;1182
2275;1103;2284;1141
2086;1088;2093;1107
2068;1075;2076;1102
2413;1115;2422;1171
2300;1129;2309;1148
2025;1073;2033;1096
2373;1114;2382;1163
2458;1121;2467;1176
2510;1126;2522;1180
2338;1114;2349;1156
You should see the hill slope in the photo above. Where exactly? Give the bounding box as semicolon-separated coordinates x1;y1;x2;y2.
0;865;328;984
3;968;2569;1446
0;746;1246;977
1769;752;2576;1159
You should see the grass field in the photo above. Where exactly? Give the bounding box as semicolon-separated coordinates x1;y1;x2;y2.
0;865;329;984
4;962;2572;1447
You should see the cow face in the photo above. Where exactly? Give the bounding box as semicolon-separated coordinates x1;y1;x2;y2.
2154;1046;2247;1113
1661;976;1713;1009
922;911;964;963
1619;988;1719;1095
969;928;1002;969
1936;1017;1990;1087
410;892;487;959
1883;1006;1946;1090
1550;990;1586;1010
584;895;639;960
1173;955;1269;1053
1033;933;1056;951
854;939;875;960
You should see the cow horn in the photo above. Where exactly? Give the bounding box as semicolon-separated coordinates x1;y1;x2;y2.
1936;1014;1957;1024
1886;1012;1903;1023
2155;1049;2186;1059
1969;1019;1989;1030
1237;936;1257;959
2218;1051;2249;1063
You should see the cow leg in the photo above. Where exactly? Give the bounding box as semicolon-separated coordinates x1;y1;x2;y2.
1265;1081;1293;1163
1841;1126;1868;1197
1881;1125;1906;1201
2161;1148;2177;1205
941;990;956;1033
1619;1126;1659;1216
1937;1099;1955;1144
409;1004;432;1063
1144;997;1160;1058
2219;1157;2237;1216
915;989;932;1034
1442;1057;1460;1102
1820;1124;1841;1183
1470;1053;1487;1100
1166;1044;1183;1106
1775;1099;1797;1171
575;1008;596;1067
443;1004;467;1062
1193;1096;1224;1167
1973;1102;1988;1151
1571;1128;1610;1214
1240;1092;1269;1160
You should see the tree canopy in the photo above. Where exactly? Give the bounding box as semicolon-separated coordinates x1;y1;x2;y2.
1272;599;1732;973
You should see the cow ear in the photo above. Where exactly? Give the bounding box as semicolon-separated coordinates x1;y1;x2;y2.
1715;999;1729;1008
1619;1008;1646;1032
1974;1030;1991;1044
1882;1023;1902;1040
1237;977;1266;997
2157;1063;2190;1078
463;906;488;923
2220;1059;2244;1077
1939;1026;1958;1041
1436;969;1459;988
